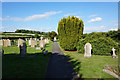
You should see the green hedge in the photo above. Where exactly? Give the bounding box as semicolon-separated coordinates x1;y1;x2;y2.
77;34;119;55
58;16;84;51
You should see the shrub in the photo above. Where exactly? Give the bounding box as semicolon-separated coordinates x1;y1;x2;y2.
77;34;119;55
58;16;84;51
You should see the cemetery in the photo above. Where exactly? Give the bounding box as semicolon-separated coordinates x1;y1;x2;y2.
1;2;119;79
1;16;119;79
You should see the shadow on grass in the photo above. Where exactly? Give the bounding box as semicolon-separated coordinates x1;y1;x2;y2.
65;54;83;79
2;52;52;79
45;52;83;79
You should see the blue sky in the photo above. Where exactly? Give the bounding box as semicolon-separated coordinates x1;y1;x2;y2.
1;2;118;33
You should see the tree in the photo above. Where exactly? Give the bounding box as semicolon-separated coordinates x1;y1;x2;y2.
58;16;84;51
34;33;39;38
48;31;57;41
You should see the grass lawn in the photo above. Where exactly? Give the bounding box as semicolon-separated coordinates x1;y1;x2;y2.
64;52;118;79
2;41;53;78
57;41;119;79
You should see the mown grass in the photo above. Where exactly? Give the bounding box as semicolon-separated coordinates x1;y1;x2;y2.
64;52;118;79
57;41;119;78
2;41;53;78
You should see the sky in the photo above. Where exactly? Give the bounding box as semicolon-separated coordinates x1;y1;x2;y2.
1;2;118;33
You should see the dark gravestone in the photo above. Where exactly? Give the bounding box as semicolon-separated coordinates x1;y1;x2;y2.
19;43;27;56
11;40;14;45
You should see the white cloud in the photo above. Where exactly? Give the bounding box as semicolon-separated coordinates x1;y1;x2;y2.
109;28;118;31
2;11;62;21
64;12;78;17
89;14;97;18
88;17;102;23
84;25;106;33
0;26;5;29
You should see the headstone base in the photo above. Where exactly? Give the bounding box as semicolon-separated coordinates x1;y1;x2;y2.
112;55;118;58
84;55;91;58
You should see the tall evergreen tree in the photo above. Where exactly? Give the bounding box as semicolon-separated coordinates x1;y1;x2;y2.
58;16;84;51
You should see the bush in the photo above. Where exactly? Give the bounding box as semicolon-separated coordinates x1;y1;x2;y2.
77;34;119;55
58;16;84;51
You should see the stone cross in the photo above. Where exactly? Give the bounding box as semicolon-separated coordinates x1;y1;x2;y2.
40;37;43;40
112;47;118;58
19;43;27;56
84;43;92;58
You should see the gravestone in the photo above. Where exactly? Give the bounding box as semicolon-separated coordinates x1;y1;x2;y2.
43;40;46;47
31;40;35;47
37;39;39;41
0;49;4;56
4;40;8;47
35;40;37;45
25;38;28;41
46;38;49;43
84;43;92;58
40;36;43;40
40;40;44;48
7;39;11;46
18;39;24;47
54;37;56;41
112;47;118;58
11;40;14;45
0;40;3;46
44;39;47;44
35;38;37;41
19;43;27;56
29;38;32;45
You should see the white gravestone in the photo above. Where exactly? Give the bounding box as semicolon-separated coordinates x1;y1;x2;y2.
54;37;56;41
31;40;35;47
44;39;47;44
18;39;24;47
84;43;92;58
7;39;11;46
29;38;32;45
46;38;49;43
112;47;118;58
4;40;8;47
40;40;44;48
0;40;3;46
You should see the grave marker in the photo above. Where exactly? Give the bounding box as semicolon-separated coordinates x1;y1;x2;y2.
19;43;27;56
0;40;3;46
84;42;92;58
112;47;118;58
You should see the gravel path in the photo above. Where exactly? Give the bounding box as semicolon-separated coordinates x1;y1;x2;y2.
45;41;77;79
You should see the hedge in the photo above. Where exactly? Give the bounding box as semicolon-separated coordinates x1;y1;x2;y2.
77;34;119;55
